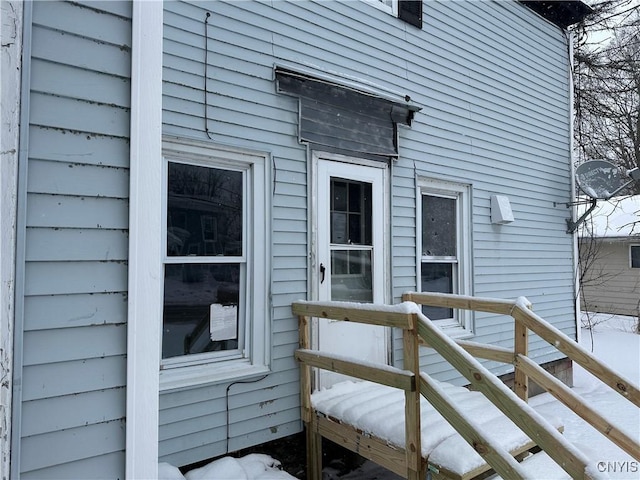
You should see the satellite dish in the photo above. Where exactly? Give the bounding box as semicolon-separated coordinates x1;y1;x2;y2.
575;160;628;200
568;161;640;233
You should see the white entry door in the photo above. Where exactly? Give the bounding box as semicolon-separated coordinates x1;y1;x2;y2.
315;155;388;388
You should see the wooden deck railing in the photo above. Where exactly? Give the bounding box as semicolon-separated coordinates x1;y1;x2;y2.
403;291;640;463
292;294;640;480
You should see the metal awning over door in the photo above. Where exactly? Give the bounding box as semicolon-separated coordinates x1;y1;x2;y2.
276;68;420;160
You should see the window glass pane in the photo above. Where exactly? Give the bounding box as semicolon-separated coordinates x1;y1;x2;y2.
632;246;640;268
422;195;456;256
333;180;347;211
162;263;240;359
167;162;243;256
421;263;453;320
331;250;373;302
331;179;372;245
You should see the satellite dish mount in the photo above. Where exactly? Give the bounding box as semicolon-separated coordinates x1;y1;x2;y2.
567;160;640;234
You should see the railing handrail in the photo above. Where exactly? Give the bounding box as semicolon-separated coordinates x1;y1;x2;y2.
404;291;640;463
404;291;640;408
414;310;592;479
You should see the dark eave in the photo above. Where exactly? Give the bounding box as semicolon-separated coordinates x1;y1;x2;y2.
520;1;594;29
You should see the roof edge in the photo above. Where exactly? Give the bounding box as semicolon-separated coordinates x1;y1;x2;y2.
520;1;593;29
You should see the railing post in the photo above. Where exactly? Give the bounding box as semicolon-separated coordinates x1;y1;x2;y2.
514;318;529;402
298;314;322;480
403;313;423;480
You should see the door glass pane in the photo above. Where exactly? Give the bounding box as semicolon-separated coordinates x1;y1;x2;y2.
167;162;243;257
422;195;456;256
162;263;240;358
331;250;373;302
421;263;453;320
331;178;372;245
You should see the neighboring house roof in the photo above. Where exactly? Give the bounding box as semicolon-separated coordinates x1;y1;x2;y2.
581;195;640;238
520;1;593;28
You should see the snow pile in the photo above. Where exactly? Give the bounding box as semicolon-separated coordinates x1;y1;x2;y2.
159;454;296;480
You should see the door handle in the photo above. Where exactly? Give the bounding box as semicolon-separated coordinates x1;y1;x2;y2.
320;263;325;284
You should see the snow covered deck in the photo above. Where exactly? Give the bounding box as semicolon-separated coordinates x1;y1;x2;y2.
312;379;564;480
293;295;639;480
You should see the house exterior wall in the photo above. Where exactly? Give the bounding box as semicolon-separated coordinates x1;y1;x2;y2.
159;0;576;466
12;1;132;478
10;0;579;476
580;239;640;317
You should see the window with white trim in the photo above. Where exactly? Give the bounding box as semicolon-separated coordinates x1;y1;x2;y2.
367;0;398;15
160;140;270;389
418;178;472;336
364;0;422;28
631;245;640;268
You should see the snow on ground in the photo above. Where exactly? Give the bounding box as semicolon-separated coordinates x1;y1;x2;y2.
159;313;639;480
159;454;297;480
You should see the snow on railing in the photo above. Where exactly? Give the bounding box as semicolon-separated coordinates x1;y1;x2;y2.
293;295;640;480
404;291;640;463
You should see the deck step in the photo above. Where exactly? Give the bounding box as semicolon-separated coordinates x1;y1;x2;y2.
312;380;564;480
487;451;571;480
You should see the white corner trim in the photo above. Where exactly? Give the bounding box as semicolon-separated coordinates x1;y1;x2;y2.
1;2;23;478
126;2;163;479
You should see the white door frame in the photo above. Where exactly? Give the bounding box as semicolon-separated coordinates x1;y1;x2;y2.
309;151;391;370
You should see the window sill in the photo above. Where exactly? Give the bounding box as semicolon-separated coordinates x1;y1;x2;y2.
159;360;270;393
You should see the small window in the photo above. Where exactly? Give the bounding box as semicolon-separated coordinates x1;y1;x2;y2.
418;178;472;336
365;0;422;29
368;0;397;15
160;140;270;390
631;245;640;268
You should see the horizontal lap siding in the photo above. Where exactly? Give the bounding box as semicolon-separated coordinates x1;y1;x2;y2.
392;0;575;375
580;241;640;316
160;0;309;465
160;0;576;466
18;1;131;477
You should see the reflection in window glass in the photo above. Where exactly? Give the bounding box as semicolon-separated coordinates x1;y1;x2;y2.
421;263;453;320
330;179;371;245
162;264;241;359
422;195;456;256
164;161;246;362
167;162;243;257
331;250;373;302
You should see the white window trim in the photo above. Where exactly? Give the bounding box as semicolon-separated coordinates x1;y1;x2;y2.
363;0;398;16
417;177;473;338
159;137;271;392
